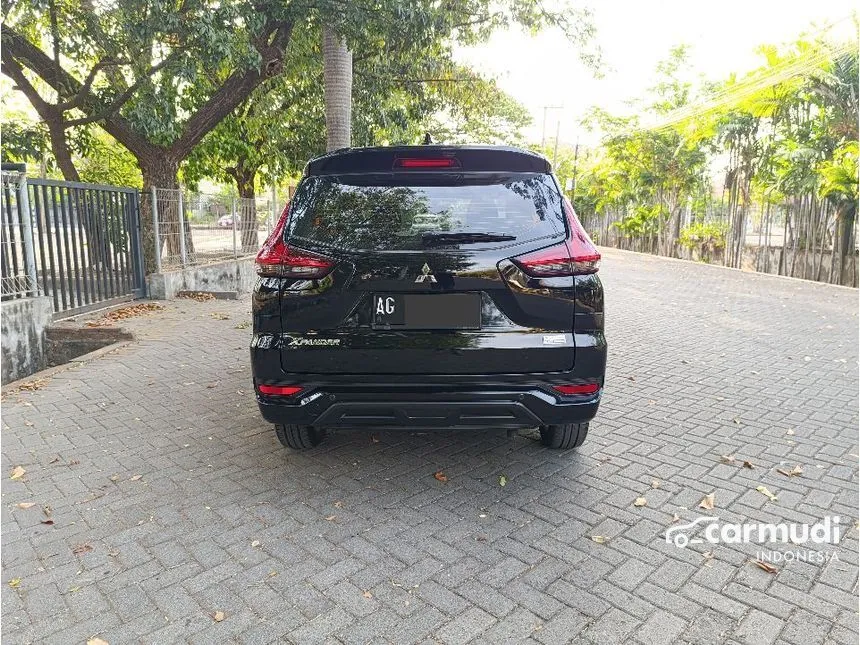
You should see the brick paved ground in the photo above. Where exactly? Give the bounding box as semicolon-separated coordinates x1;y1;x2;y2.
2;248;858;645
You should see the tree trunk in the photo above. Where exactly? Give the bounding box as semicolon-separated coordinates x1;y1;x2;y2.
323;27;353;152
233;167;261;253
138;157;193;272
46;117;79;182
835;201;857;286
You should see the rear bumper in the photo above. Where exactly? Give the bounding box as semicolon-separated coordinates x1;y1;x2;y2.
251;329;606;429
255;382;601;429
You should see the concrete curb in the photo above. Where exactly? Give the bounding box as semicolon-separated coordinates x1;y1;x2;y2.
1;338;135;393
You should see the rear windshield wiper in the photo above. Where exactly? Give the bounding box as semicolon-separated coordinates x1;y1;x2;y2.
421;232;517;246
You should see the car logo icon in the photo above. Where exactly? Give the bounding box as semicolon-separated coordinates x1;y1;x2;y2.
665;516;719;548
415;262;437;283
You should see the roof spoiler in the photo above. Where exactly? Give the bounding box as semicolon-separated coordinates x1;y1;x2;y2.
305;146;551;176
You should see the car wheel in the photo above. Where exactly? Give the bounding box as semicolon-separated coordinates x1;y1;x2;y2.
275;424;327;450
539;422;589;449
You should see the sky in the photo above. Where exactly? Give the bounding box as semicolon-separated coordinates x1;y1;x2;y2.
454;0;857;146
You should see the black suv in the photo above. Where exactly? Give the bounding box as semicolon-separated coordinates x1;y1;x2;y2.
251;145;606;450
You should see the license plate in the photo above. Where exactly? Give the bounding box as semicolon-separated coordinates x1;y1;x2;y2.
372;293;481;329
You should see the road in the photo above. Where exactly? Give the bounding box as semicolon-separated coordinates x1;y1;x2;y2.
1;247;857;644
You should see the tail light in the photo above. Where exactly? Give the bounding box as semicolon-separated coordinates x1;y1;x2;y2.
512;197;600;277
255;203;335;278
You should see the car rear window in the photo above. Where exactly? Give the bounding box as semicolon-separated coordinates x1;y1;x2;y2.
285;173;566;251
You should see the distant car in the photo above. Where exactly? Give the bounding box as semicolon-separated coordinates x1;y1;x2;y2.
251;145;606;450
218;214;240;228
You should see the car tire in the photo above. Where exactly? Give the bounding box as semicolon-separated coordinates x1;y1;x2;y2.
275;424;327;450
539;422;589;449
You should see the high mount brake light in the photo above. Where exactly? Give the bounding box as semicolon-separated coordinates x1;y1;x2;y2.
553;383;601;396
512;197;600;277
255;203;335;279
393;157;461;169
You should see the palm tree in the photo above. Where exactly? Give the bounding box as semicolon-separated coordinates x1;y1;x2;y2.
322;27;353;151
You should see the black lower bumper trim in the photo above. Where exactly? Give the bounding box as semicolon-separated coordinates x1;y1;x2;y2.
256;386;600;429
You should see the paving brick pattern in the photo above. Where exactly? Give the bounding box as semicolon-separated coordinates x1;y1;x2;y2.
2;248;857;644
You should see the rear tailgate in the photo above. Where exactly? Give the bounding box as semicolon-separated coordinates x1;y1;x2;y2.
275;157;575;375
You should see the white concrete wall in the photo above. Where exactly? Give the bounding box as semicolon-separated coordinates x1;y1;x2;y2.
1;296;53;384
146;258;257;299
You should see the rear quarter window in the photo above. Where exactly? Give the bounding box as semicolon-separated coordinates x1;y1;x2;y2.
285;173;566;251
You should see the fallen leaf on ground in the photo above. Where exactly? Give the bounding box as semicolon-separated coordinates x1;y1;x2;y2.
651;480;661;489
370;434;380;443
211;313;230;320
49;456;60;464
325;515;337;521
87;638;109;645
742;461;754;469
362;590;373;599
10;466;26;480
251;540;261;548
87;303;164;326
234;321;250;329
590;535;607;544
72;543;93;555
109;475;119;482
18;379;49;391
41;519;55;525
633;497;647;507
129;475;142;481
776;465;803;478
785;428;795;435
177;292;215;301
699;493;716;510
720;455;735;464
756;486;778;502
433;471;447;483
671;513;681;523
212;611;225;622
751;559;778;574
15;502;36;509
8;578;21;588
333;501;344;509
732;418;741;425
499;475;507;487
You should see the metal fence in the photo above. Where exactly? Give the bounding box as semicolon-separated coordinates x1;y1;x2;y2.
150;187;281;271
581;203;859;287
1;169;37;300
0;168;146;314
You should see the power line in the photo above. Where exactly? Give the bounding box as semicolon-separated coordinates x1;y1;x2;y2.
626;41;853;137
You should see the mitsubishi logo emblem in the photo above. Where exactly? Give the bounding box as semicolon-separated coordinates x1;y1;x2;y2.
415;262;437;283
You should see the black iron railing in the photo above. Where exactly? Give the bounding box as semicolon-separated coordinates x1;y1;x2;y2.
0;172;146;315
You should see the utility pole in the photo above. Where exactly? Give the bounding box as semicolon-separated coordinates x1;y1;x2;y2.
540;105;563;148
571;138;580;202
553;120;561;167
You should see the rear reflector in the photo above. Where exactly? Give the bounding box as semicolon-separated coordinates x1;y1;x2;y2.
257;384;303;396
552;383;600;395
394;157;461;169
256;205;335;278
